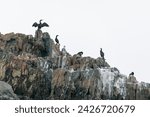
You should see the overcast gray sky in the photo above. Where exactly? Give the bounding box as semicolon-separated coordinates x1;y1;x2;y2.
0;0;150;83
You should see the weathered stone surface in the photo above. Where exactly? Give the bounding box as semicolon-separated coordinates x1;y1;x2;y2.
0;32;149;100
0;81;19;100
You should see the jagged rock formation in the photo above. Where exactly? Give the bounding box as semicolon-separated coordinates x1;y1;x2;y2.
0;32;150;100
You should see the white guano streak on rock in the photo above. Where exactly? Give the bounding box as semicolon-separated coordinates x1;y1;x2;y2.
98;68;127;99
114;76;127;99
98;68;114;98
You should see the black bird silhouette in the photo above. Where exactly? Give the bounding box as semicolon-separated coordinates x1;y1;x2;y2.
129;72;134;76
100;48;104;60
32;19;49;30
55;35;59;44
77;51;83;56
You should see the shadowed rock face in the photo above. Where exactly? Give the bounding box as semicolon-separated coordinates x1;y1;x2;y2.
0;32;149;100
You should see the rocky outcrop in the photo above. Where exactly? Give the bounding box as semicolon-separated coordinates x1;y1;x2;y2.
0;81;19;99
0;32;149;100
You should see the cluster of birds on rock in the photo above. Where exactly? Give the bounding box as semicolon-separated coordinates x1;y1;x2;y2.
32;20;105;59
32;20;60;45
32;20;134;76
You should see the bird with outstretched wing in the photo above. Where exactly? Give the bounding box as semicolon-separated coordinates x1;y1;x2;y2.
32;19;49;30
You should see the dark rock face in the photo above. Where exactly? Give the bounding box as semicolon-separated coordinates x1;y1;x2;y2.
0;32;149;100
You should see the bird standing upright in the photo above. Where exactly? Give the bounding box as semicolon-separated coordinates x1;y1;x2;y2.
55;35;59;44
100;48;105;60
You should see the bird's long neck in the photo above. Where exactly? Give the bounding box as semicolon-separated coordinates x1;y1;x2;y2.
39;20;42;25
38;20;42;30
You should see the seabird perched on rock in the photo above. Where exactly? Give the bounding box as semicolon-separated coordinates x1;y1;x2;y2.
77;51;83;56
129;72;134;76
32;19;49;30
100;48;104;60
62;46;67;55
55;35;59;44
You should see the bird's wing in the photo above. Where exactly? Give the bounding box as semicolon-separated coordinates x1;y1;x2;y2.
41;22;49;27
32;22;38;27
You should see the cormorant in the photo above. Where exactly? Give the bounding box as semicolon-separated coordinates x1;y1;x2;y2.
55;35;59;44
32;19;49;30
100;48;104;59
129;72;134;76
77;51;83;56
62;46;67;55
